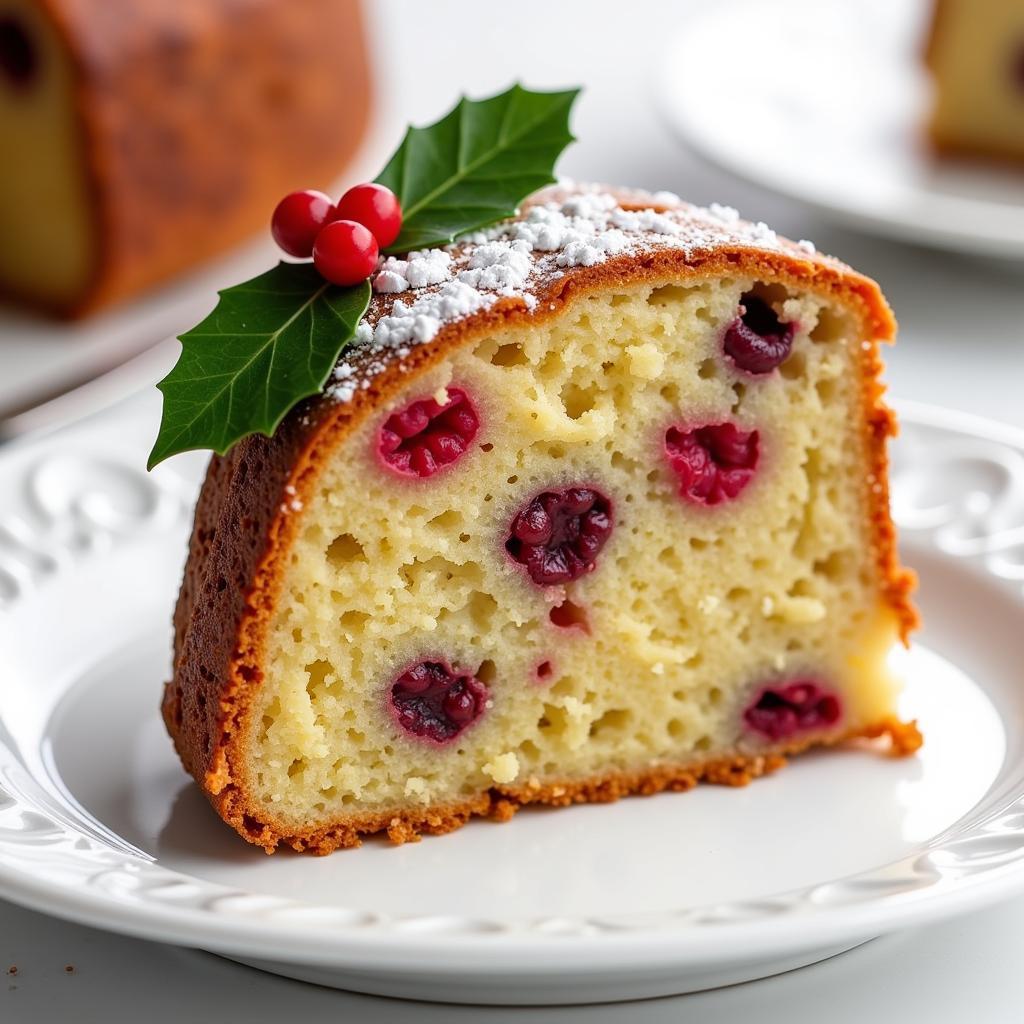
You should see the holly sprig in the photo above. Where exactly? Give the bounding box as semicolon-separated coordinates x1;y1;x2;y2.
148;84;580;469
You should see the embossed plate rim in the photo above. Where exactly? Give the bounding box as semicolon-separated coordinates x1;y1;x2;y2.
0;399;1023;988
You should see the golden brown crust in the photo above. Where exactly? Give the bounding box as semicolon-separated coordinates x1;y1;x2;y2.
11;0;370;316
166;717;921;855
163;194;919;853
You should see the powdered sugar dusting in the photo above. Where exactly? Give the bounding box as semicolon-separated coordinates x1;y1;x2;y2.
327;281;496;401
458;240;533;291
749;221;779;247
708;202;740;225
372;249;454;294
325;186;820;404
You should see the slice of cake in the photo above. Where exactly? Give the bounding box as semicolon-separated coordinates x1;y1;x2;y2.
925;0;1024;163
0;0;368;315
164;186;919;854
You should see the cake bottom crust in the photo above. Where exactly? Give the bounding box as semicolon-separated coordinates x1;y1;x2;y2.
202;717;921;855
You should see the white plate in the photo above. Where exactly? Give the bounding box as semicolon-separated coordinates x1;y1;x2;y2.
659;0;1024;260
1;395;1024;1005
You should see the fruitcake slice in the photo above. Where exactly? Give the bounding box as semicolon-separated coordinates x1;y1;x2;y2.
164;187;919;854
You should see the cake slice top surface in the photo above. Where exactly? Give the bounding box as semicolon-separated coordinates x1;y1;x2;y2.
323;184;895;411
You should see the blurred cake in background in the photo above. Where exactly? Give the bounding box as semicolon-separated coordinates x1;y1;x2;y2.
0;0;370;316
925;0;1024;164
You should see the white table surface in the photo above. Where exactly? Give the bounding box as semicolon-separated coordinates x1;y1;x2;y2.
1;1;1022;1020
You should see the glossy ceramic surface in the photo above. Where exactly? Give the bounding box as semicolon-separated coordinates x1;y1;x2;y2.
1;398;1023;1003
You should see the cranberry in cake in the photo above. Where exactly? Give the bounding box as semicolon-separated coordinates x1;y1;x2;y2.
164;185;920;854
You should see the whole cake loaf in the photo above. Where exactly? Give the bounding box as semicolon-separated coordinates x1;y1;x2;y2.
162;179;920;853
0;0;369;314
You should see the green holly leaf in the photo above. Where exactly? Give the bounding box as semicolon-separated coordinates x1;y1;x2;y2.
376;84;580;253
147;264;370;469
148;84;581;467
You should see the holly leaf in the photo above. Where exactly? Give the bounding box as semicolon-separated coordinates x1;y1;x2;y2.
148;84;581;467
147;263;370;469
376;84;580;253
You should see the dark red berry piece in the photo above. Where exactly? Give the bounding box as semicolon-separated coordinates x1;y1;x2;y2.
724;294;795;374
378;388;479;478
743;680;842;741
0;17;37;89
313;219;379;286
271;189;334;259
665;422;759;506
390;660;488;744
333;183;403;249
506;487;614;586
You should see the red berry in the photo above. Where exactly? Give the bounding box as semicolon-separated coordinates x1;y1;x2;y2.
390;660;488;744
664;422;759;506
723;294;794;374
506;487;614;586
743;680;842;740
313;219;379;286
378;388;479;478
333;183;403;249
270;190;334;258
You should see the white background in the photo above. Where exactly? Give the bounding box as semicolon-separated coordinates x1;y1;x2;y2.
2;0;1023;1019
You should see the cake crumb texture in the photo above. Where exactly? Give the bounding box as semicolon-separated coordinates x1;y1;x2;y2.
164;188;917;854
